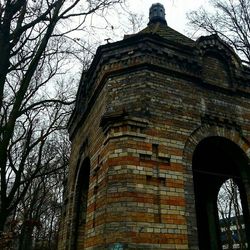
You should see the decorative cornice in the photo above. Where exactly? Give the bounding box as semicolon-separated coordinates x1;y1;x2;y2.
100;109;129;131
68;32;250;140
100;113;149;145
68;34;201;139
196;34;240;63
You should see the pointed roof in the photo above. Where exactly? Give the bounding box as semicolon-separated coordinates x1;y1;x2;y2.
139;22;195;47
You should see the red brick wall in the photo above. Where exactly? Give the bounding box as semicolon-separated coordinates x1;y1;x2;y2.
58;33;250;250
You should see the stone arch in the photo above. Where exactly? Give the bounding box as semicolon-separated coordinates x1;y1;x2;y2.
69;157;91;250
183;124;250;250
183;124;250;165
196;34;243;90
196;34;242;71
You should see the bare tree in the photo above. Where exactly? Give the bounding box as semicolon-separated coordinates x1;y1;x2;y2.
187;0;250;63
217;179;247;249
0;0;125;246
11;131;70;250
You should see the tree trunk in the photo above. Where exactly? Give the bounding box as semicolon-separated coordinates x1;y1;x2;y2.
18;222;34;250
0;208;8;232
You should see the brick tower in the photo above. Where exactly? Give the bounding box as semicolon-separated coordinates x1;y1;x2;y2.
58;3;250;250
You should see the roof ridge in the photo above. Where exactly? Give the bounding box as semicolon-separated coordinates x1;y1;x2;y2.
138;22;194;46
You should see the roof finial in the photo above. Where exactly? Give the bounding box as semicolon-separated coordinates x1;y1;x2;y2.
149;3;167;25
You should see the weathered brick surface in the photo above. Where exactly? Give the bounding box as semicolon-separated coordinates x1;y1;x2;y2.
58;23;250;250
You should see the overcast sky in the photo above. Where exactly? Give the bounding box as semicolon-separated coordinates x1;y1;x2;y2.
81;0;214;47
125;0;210;35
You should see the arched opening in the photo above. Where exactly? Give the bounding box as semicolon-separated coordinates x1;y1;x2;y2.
192;136;250;250
218;179;247;249
74;157;90;249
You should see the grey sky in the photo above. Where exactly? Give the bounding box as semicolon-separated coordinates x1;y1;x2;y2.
127;0;210;34
76;1;213;55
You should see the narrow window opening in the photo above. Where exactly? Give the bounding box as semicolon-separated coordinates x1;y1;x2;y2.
74;158;90;249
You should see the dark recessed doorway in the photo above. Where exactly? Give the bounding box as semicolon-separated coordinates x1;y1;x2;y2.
192;136;250;250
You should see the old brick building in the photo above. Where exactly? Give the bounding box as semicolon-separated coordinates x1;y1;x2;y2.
58;3;250;250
